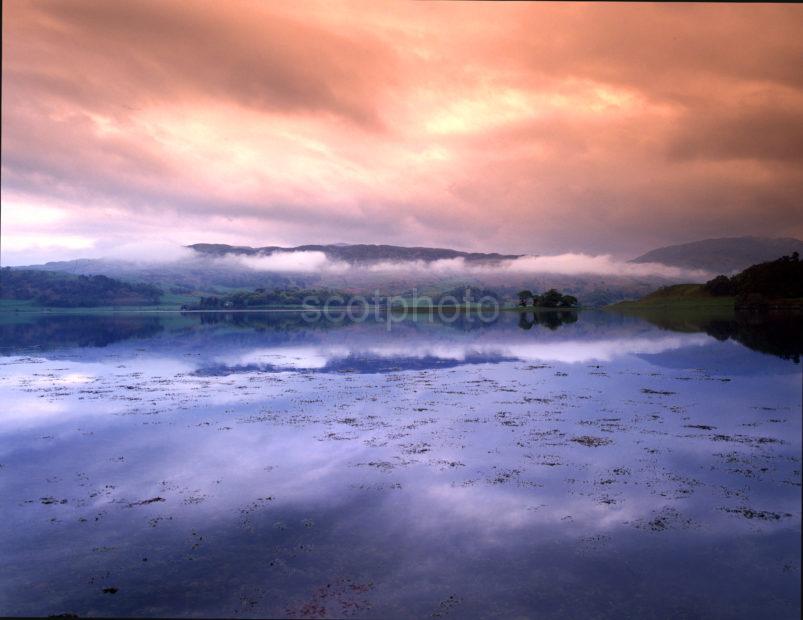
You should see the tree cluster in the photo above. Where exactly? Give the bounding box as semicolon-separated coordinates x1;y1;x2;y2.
703;253;803;302
516;288;578;309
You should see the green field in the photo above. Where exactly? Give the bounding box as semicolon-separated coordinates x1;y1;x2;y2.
608;283;735;311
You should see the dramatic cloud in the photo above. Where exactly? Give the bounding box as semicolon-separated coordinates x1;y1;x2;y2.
2;1;802;264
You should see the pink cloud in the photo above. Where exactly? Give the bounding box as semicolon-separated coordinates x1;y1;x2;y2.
2;1;802;264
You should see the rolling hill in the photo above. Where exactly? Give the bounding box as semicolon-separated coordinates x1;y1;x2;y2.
630;236;803;274
0;268;162;307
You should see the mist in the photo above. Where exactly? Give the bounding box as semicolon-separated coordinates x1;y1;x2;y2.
229;250;711;280
101;240;198;263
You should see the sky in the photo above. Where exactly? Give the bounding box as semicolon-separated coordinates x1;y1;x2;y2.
2;0;803;265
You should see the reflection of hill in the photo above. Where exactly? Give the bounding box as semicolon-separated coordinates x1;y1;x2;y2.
0;314;164;353
0;310;716;371
635;312;801;363
194;352;519;377
725;315;802;363
636;340;794;376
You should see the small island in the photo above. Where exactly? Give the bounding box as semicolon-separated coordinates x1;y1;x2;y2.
515;288;579;309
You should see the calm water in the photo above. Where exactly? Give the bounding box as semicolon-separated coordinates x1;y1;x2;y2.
0;310;800;618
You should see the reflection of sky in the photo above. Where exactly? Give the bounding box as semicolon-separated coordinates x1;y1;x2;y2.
214;334;711;371
0;312;800;617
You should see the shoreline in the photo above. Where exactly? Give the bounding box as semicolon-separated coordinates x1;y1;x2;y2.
0;304;585;316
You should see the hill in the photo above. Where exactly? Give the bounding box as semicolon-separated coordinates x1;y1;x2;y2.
631;236;803;273
0;269;162;307
21;257;297;293
611;252;803;313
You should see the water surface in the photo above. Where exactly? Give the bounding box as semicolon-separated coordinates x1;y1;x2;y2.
1;310;800;618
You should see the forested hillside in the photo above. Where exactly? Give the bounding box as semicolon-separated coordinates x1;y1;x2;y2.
0;269;162;307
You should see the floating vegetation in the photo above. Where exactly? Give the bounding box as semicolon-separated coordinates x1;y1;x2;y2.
127;496;165;507
721;507;794;521
570;435;613;447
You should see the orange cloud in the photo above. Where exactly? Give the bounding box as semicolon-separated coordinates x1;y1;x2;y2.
2;1;802;263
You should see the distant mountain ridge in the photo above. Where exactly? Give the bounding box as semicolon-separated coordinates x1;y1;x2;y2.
630;236;803;274
187;243;521;263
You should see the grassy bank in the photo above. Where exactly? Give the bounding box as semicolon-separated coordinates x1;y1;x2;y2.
607;283;735;312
